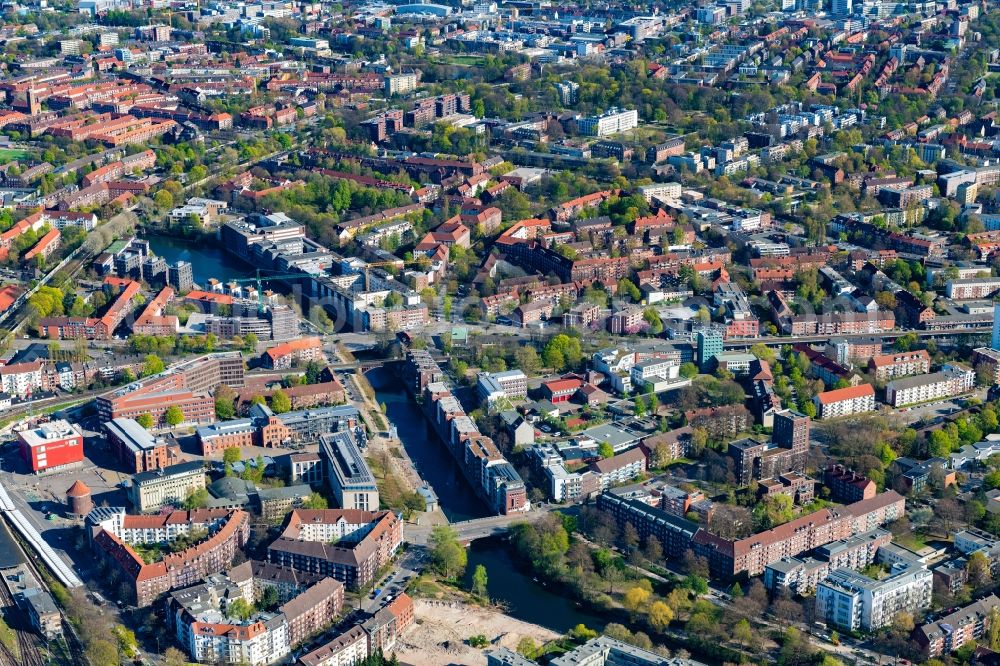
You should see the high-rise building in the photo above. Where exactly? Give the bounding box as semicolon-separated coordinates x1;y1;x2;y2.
556;80;579;106
831;0;853;16
696;329;724;372
992;303;1000;350
773;410;810;455
168;261;194;293
384;73;417;96
268;304;298;341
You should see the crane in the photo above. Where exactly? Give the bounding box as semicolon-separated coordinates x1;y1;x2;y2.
225;258;433;316
360;258;432;291
225;269;313;316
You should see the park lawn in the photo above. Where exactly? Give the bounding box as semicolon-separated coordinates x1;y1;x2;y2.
437;55;484;65
0;149;30;165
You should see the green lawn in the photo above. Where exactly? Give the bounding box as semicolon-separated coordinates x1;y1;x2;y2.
0;149;29;165
436;55;484;66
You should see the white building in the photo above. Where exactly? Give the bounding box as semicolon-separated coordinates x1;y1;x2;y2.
813;384;876;420
0;361;43;398
885;366;975;408
319;432;379;512
578;108;639;137
815;562;932;632
637;182;682;203
951;437;1000;469
476;370;528;404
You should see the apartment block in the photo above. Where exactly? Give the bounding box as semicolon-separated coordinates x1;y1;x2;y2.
868;350;931;381
916;594;1000;658
885;366;975;407
816;562;931;632
813;384;876;420
319;431;378;512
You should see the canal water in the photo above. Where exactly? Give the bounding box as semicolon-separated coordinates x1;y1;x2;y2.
145;235;252;285
0;521;23;567
464;537;607;634
366;367;489;522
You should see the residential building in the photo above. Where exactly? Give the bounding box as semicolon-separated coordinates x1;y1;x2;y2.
588;448;646;491
319;432;378;511
815;562;932;632
763;529;892;595
915;594;1000;658
261;337;323;370
813;384;876;419
128;461;207;512
868;350;931;381
947;277;1000;300
596;490;700;559
885;366;975;407
384;73;417;96
0;361;43;398
692;491;906;579
488;636;709;666
266;509;403;590
578;108;639;137
169;566;343;665
824;464;876;503
89;508;250;606
298;594;415;666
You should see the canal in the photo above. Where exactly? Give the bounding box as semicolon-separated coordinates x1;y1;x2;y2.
366;367;490;522
464;536;607;634
145;234;252;286
0;521;23;568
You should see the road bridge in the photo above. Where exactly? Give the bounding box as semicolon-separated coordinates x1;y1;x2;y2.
405;508;550;546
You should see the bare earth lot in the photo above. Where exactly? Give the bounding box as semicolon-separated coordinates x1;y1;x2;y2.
396;599;559;666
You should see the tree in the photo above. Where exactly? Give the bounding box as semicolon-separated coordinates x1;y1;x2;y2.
968;550;992;589
227;598;254;621
256;586;278;612
164;405;184;426
598;441;615;459
112;624;138;659
142;354;164;377
303;492;328;509
643;536;663;563
86;640;119;666
215;393;236;420
223;447;242;464
429;525;467;580
164;647;188;666
623;586;651;613
517;637;539;660
515;346;540;375
679;362;698;379
647;600;673;631
568;624;598;641
684;575;708;596
989;606;1000;650
153;189;174;210
471;564;488;599
734;618;754;649
183;487;209;509
136;413;153;429
749;343;776;365
270;389;292;414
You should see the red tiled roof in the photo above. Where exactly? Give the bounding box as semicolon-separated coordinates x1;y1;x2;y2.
815;384;875;404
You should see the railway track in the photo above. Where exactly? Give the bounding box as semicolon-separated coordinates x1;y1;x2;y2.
0;577;45;666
